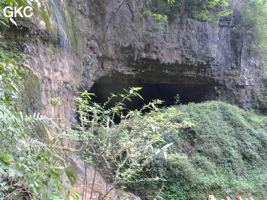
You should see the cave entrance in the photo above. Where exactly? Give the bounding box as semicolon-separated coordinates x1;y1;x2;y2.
86;56;222;111
89;82;218;110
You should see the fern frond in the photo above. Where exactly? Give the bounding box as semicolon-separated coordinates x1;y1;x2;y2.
20;112;52;126
19;137;70;169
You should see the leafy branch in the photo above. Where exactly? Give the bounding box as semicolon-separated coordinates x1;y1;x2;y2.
59;87;192;199
0;50;80;200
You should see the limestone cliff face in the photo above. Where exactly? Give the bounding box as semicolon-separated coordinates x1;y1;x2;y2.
73;0;262;110
0;0;264;198
1;0;261;122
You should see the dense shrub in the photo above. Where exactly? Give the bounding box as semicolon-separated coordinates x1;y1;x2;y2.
130;101;267;199
63;89;192;199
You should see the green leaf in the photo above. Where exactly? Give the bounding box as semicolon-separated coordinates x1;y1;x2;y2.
0;153;14;164
70;189;81;200
49;166;65;170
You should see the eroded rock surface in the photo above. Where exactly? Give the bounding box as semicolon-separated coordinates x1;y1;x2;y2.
1;0;262;121
73;0;262;110
0;0;264;198
70;156;141;200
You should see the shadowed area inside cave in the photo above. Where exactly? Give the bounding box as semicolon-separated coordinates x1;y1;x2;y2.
87;58;222;111
89;82;219;110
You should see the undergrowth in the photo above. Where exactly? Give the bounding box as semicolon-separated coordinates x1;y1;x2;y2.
129;101;267;200
0;47;79;199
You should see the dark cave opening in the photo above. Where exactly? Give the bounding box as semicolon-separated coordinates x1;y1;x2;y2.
89;82;218;111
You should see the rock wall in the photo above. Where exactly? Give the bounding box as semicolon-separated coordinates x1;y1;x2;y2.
72;0;262;110
0;0;264;198
70;156;141;200
1;0;262;122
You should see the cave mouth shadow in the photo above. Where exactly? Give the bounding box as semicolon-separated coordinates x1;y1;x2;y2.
88;83;218;112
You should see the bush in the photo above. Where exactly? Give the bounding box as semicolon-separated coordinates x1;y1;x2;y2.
130;101;267;199
60;88;192;199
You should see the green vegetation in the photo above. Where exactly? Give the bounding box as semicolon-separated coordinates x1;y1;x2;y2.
240;0;267;52
56;88;192;199
60;87;267;199
237;0;267;110
143;0;232;35
38;1;53;32
0;49;79;199
0;46;42;114
146;0;231;21
50;97;62;106
129;101;267;199
2;0;267;199
2;54;267;199
0;0;39;26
